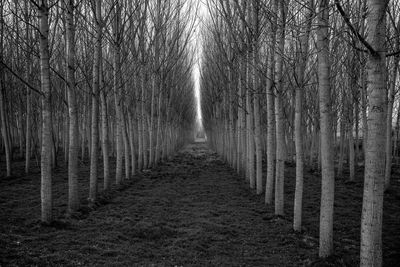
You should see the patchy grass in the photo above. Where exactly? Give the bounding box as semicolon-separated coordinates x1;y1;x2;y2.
0;143;399;266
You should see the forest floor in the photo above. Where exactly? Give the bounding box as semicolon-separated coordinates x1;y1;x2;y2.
0;142;399;266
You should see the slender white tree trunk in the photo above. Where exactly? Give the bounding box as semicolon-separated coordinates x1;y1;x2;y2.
149;75;155;167
128;112;136;175
155;88;163;164
0;1;11;177
349;96;355;181
246;53;255;188
0;70;11;178
121;108;130;179
253;43;262;194
361;69;368;160
137;73;143;170
65;0;79;212
265;0;278;204
38;0;53;223
317;0;335;257
24;1;31;174
338;117;345;175
360;1;388;265
274;0;287;216
113;2;123;184
385;52;399;189
294;0;313;231
237;67;243;174
100;89;110;189
142;73;148;169
89;0;102;201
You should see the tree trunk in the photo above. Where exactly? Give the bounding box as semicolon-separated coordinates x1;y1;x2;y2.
393;101;400;162
38;0;53;223
155;88;163;164
317;0;335;257
355;99;360;163
349;97;355;181
253;41;262;194
338;117;345;175
294;0;313;232
228;65;236;170
149;75;155;167
249;1;260;193
25;0;31;174
65;0;79;212
137;72;143;170
360;1;388;265
265;0;278;205
121;109;130;179
274;0;287;216
113;2;123;184
0;0;11;177
99;54;110;190
237;66;243;174
246;53;255;188
100;89;110;189
361;68;368;160
81;103;86;160
89;0;101;201
384;54;399;190
142;77;148;169
128;112;136;175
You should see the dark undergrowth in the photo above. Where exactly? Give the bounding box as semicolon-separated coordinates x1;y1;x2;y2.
0;143;399;266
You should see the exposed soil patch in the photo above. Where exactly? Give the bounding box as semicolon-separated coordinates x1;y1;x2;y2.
0;143;399;266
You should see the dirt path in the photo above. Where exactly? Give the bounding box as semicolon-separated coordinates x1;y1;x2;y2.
1;142;399;266
0;143;314;266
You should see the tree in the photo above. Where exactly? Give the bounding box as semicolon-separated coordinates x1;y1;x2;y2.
113;0;123;184
89;0;102;201
0;0;11;178
265;0;278;205
100;69;110;190
317;0;335;257
360;0;389;265
294;0;314;232
384;9;400;190
65;0;79;213
37;0;53;223
24;0;32;175
252;0;263;195
274;0;288;216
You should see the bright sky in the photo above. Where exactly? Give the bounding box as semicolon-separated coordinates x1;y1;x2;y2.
191;0;207;132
